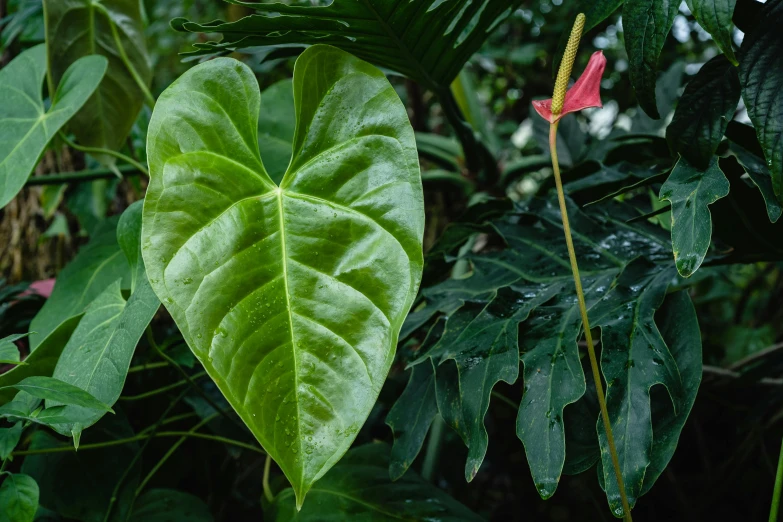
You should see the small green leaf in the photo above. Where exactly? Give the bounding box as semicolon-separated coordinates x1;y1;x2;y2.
258;79;295;185
0;423;23;460
0;334;30;365
267;443;483;521
129;489;213;522
0;473;39;522
0;45;106;208
623;0;680;118
1;376;113;413
738;0;783;203
660;156;730;277
29;217;130;349
44;0;151;164
142;45;423;505
731;142;782;223
686;0;738;65
667;55;740;169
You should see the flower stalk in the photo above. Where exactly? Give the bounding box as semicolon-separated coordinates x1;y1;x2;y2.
546;13;633;521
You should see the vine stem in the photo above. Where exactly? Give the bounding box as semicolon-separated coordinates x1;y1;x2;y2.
263;454;274;503
770;437;783;522
58;132;149;176
549;122;632;521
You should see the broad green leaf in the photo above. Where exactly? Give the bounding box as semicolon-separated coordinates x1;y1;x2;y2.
0;423;23;460
0;473;38;522
258;79;295;185
666;55;740;169
141;45;424;505
386;360;438;481
48;202;160;442
660;156;730;277
0;317;82;404
22;412;140;522
0;334;29;365
623;0;680;118
686;0;738;65
0;45;106;208
267;443;483;522
29;217;129;349
44;0;152;163
738;0;783;203
173;0;521;90
731;142;782;223
128;490;213;522
0;376;113;413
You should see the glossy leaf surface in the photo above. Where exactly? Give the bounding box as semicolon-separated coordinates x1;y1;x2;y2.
0;473;38;522
268;443;482;521
142;45;423;504
660;157;730;277
29;217;129;349
44;0;151;161
48;201;159;441
738;0;783;203
173;0;521;90
686;0;738;65
667;55;740;169
0;45;106;208
623;0;679;118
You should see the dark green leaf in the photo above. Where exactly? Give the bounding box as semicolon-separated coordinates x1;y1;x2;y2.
29;217;129;349
173;0;521;90
0;423;23;460
659;156;730;277
128;490;213;522
48;202;159;442
44;0;151;163
738;0;783;203
731;142;782;223
686;0;738;64
0;473;38;522
1;376;113;413
666;55;740;169
141;45;423;506
258;79;295;185
0;45;106;208
267;443;483;521
623;0;680;118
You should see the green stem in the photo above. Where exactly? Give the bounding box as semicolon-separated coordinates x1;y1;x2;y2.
24;165;143;186
549;122;632;522
127;361;170;373
263;454;274;503
118;371;207;401
59;132;149;176
95;3;155;109
770;438;783;522
421;414;445;482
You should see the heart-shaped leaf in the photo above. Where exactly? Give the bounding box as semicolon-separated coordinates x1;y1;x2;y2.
0;44;106;208
142;45;424;505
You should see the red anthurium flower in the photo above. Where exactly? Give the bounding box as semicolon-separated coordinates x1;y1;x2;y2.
533;50;607;123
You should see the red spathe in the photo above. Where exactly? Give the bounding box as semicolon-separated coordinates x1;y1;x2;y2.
533;51;606;123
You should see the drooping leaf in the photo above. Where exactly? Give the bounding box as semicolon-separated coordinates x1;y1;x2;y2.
44;0;152;163
0;376;113;413
258;79;295;185
0;422;23;460
659;156;730;277
0;45;106;208
128;490;213;522
0;473;38;522
731;142;782;223
623;0;680;118
141;45;423;505
267;443;483;522
29;217;129;349
666;54;740;169
48;201;159;441
22;412;140;522
686;0;738;65
738;0;783;203
173;0;521;91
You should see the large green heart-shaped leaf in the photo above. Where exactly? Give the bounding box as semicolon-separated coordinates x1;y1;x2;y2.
738;0;783;203
0;44;106;208
660;156;730;277
623;0;679;119
44;0;151;163
142;45;423;505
